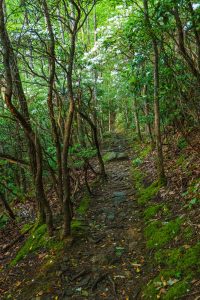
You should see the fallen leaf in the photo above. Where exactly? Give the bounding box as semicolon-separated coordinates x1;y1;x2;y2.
15;281;21;287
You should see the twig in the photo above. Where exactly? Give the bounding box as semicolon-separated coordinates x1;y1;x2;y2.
91;272;108;291
71;269;90;281
108;275;118;299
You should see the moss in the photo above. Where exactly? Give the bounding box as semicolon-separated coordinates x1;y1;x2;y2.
133;143;151;159
138;180;162;205
143;275;190;300
11;225;64;266
77;194;90;215
144;204;163;220
145;218;182;249
20;223;33;234
139;145;152;159
154;243;200;275
176;154;186;167
163;280;189;300
103;152;117;162
183;226;194;240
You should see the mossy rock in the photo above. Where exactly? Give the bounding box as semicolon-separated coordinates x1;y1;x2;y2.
103;151;128;162
144;218;182;249
103;152;117;162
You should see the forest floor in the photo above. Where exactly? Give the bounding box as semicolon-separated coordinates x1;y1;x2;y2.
1;133;200;299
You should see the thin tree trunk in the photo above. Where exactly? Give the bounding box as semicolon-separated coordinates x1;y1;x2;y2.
133;98;142;141
78;110;106;178
42;0;63;206
143;0;166;184
0;0;53;234
0;192;15;220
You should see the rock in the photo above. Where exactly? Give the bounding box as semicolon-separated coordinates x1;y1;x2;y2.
116;152;129;160
91;253;109;265
107;212;115;221
103;151;128;162
78;275;91;287
103;152;117;162
112;191;126;205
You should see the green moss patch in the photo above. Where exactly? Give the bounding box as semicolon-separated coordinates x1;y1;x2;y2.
132;160;162;206
133;143;151;159
138;180;162;205
176;154;186;167
155;243;200;273
144;218;182;249
103;152;117;162
143;275;189;300
144;204;163;220
144;204;170;221
144;243;200;298
11;225;64;266
77;194;90;215
163;280;189;300
139;145;152;159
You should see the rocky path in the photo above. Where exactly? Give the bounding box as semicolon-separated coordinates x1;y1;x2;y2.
55;137;148;300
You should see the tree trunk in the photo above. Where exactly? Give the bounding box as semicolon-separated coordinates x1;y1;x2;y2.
133;98;142;141
0;0;53;234
143;0;166;184
42;0;63;206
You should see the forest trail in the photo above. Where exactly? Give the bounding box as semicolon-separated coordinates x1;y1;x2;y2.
15;135;149;300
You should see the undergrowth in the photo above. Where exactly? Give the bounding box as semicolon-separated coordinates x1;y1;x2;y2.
11;224;64;266
132;141;199;299
11;193;91;266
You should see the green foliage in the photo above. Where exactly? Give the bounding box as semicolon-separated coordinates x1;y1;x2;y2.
144;218;182;249
77;194;91;215
182;178;200;209
177;137;187;150
176;154;186;167
103;152;117;162
139;145;152;159
132;157;143;167
0;214;9;229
